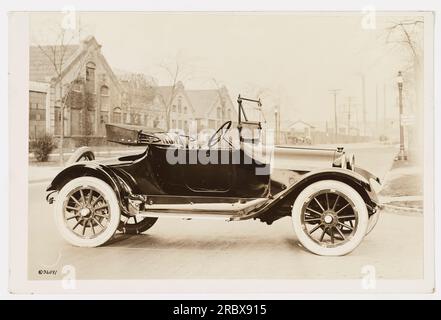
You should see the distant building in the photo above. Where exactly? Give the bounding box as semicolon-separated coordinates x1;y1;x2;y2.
153;82;237;132
29;36;125;145
288;120;315;138
285;120;315;145
153;81;194;131
186;86;237;131
118;73;163;129
30;35;240;144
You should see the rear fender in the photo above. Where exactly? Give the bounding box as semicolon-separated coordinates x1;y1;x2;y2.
46;163;131;209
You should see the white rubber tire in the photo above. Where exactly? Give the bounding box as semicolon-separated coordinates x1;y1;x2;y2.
291;180;369;256
54;176;121;247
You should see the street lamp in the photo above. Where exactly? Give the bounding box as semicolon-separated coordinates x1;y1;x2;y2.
396;71;407;160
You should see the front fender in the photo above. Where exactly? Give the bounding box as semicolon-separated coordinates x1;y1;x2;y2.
255;167;380;225
283;167;380;206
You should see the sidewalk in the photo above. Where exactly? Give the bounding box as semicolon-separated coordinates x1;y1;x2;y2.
28;166;63;184
379;160;423;213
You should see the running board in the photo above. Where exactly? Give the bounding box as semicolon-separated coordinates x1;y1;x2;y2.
138;211;234;221
142;198;267;214
137;198;268;221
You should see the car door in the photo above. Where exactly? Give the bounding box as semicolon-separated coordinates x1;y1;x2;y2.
183;147;235;193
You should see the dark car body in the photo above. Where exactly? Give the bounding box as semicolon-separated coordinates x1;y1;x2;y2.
47;98;381;228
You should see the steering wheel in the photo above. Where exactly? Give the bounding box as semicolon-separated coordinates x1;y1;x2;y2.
207;121;232;148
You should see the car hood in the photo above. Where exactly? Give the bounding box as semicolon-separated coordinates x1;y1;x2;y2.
242;143;340;171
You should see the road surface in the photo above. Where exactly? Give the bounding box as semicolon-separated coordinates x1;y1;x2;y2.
27;143;423;280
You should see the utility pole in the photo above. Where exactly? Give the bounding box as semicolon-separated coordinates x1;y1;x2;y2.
329;89;341;142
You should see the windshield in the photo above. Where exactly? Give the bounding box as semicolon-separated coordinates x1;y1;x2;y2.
238;97;264;124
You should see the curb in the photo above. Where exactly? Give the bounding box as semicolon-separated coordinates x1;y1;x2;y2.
382;203;423;212
381;203;423;216
29;179;52;184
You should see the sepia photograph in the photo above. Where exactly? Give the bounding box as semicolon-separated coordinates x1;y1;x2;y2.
8;8;435;294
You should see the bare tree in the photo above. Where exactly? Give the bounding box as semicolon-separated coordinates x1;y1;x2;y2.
36;28;74;164
34;20;91;165
385;19;423;63
155;56;193;131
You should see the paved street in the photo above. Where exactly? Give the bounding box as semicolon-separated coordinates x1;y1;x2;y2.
27;143;424;280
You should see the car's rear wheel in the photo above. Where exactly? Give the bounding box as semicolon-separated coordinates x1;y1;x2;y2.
54;177;120;247
118;215;158;234
291;180;368;256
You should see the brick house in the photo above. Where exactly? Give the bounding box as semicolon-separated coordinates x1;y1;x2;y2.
29;36;125;145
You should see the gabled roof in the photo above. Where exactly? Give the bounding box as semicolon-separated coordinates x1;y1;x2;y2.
153;83;196;115
185;89;220;119
29;44;80;82
288;120;316;129
29;36;121;93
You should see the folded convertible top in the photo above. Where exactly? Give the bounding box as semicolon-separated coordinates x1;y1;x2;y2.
105;123;174;145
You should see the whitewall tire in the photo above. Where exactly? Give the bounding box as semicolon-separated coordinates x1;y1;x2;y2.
54;176;121;247
291;180;369;256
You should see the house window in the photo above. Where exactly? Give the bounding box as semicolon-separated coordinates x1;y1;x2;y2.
100;112;109;136
100;85;109;96
72;82;81;92
112;107;122;123
172;120;176;128
209;119;216;129
217;107;221;118
29;91;47;139
172;105;177;113
87;112;96;135
184;106;187;114
100;86;110;112
227;109;232;119
71;109;81;136
85;62;96;92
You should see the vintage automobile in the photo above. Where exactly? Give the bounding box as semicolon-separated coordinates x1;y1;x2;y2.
46;96;382;256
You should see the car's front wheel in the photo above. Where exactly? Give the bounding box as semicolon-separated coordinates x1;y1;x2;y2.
291;180;368;256
54;177;121;247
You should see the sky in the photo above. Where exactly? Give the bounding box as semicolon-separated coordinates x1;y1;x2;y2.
29;12;425;130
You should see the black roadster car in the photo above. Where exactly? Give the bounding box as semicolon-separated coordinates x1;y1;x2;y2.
46;96;382;256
